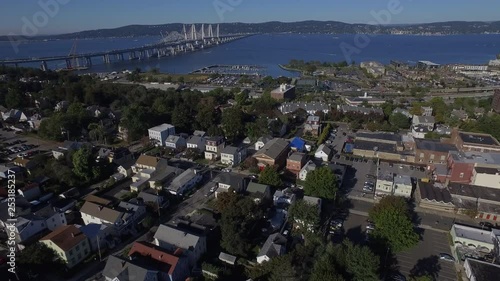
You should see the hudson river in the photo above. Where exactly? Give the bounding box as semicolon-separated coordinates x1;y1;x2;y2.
1;34;499;76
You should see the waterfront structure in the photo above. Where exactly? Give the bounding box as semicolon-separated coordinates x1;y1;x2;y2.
417;60;440;70
271;84;295;100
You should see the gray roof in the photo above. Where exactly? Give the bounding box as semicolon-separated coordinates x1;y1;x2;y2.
221;146;239;155
465;258;500;281
168;168;199;193
138;190;163;203
187;135;203;145
246;182;269;196
302;160;317;172
357;132;401;142
279;102;330;114
257;135;273;144
417;181;452;204
393;175;412;186
449;151;500;165
153;224;203;251
288;152;305;162
214;172;247;192
338;105;383;115
103;255;156;281
192;130;206;137
165;135;182;143
255;138;289;160
316;144;332;155
378;171;394;181
306;115;320;122
413;115;435;124
449;182;500;202
458;132;499;146
415;139;457;153
303;195;322;207
257;233;287;259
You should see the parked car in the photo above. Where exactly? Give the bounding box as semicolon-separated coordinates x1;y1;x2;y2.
479;222;494;229
366;224;375;230
330;219;343;229
387;272;406;281
439;253;455;262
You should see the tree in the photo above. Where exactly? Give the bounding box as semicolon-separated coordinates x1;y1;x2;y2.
247;254;298;281
389;113;410;129
259;166;282;187
304;166;338;200
171;103;191;132
369;196;419;252
235;90;248;105
221;107;245;142
17;242;64;278
343;240;380;281
310;254;345;281
5;89;24;109
214;189;239;213
288;200;320;231
410;275;433;281
72;147;98;182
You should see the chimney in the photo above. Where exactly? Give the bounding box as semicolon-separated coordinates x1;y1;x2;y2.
71;232;75;238
98;206;103;211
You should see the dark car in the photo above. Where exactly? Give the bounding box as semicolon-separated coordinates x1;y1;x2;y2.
389;163;393;167
439;253;455;262
387;272;406;281
480;222;494;229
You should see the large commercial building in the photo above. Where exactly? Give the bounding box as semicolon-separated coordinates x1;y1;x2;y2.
450;129;500;153
271;84;296;100
148;123;175;146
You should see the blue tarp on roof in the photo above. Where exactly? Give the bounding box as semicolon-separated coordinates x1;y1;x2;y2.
344;143;354;153
290;137;306;150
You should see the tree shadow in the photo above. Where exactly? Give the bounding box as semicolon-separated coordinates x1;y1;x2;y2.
409;255;441;280
345;225;365;245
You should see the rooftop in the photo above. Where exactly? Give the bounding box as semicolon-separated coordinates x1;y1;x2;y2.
419;60;440;66
448;182;500;203
465;258;500;281
80;201;124;223
474;166;500;175
128;241;183;275
288;152;306;162
255;138;289;160
356;132;401;142
378;171;394;182
149;123;174;132
153;224;203;251
452;224;494;245
415;139;457;153
135;155;161;168
394;175;412;186
221;145;239;155
40;225;87;251
417;181;452;204
169;169;199;193
449;151;500;165
354;140;397;154
458;132;500;147
257;233;287;259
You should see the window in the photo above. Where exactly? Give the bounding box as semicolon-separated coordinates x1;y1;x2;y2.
419;153;424;158
440;155;446;161
69;249;73;256
459;173;464;178
430;154;435;160
76;245;80;251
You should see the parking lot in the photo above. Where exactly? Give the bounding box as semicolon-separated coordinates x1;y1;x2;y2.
342;214;458;281
0;129;60;160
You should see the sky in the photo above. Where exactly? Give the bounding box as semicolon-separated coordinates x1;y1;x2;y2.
0;0;499;35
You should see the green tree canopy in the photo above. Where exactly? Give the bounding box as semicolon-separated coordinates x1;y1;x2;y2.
72;147;99;182
221;107;245;142
17;242;64;277
389;113;411;129
258;165;282;187
288;199;320;232
343;240;380;281
304;166;338;200
369;196;419;252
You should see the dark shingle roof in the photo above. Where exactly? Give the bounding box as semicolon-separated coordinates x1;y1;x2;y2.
417;181;452;204
415;139;457;153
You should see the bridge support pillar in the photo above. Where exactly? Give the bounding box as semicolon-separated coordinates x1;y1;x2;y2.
129;51;136;60
40;61;48;71
66;59;72;69
146;50;151;58
85;57;92;67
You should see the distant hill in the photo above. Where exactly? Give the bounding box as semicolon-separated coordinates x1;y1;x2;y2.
2;20;500;41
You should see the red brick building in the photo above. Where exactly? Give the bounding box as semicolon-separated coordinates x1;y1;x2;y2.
270;84;296;101
286;152;307;177
442;151;500;184
450;129;500;153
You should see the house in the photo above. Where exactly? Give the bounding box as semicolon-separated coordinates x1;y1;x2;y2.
54;101;69;111
193;130;206;137
51;198;77;213
422;106;433;116
13;157;37;171
246;182;271;204
290;137;306;152
338;105;384;116
294;196;322;232
412;124;434;139
132;154;161;172
167;168;202;196
126;241;190;281
113;157;135;180
76;223;114;253
253;138;290;170
375;171;394;198
40;225;91;269
221;145;247;166
451;109;469;121
214;173;247;197
204;136;225;160
4;214;48;244
360;61;385;77
0;165;22;179
304;116;321;136
2;109;28;122
392;108;412;118
80;200;146;235
165;135;187;150
257;233;287;264
83;194;113;206
154;224;207;267
314;144;332;162
273;188;296;207
450;224;498;263
187;135;206;152
17;183;41;201
299;160;316;181
138;189;169;208
33;204;68;231
52;141;90;160
303;196;322;214
286;152;307;177
393;175;413;198
270;84;295;100
255;135;272;151
104;253;186;281
412;115;435;128
414;180;454;213
28;114;44;130
219;252;237;265
148;123;175;146
344;92;386;106
464;258;500;281
269;208;287;231
327;163;347;187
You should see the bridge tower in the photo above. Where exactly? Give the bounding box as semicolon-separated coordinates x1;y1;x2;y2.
201;24;205;40
208;24;213;38
182;24;188;41
191;24;197;41
216;24;220;38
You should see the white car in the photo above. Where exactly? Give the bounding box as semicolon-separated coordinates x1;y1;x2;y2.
210;186;217;193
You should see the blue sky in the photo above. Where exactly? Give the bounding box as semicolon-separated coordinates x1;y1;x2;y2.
1;0;499;35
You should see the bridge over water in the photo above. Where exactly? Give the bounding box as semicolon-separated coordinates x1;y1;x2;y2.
0;24;253;71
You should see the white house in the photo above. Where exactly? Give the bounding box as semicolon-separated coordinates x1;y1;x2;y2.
154;224;207;267
148;123;175;147
165;135;187;150
6;216;47;244
412;125;433;139
257;233;287;264
314;144;332;162
393;175;413;198
412;115;435;128
221;146;247;166
166;168;202;196
375;171;394;198
2;109;28;122
255;136;272;151
187;135;206;152
299;160;316;181
204;136;225;160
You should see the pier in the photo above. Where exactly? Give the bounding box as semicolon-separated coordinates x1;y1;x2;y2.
191;64;266;75
0;24;254;71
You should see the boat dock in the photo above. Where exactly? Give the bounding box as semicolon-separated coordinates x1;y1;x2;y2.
190;64;266;75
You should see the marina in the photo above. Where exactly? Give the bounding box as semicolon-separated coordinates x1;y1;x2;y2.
190;64;267;75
